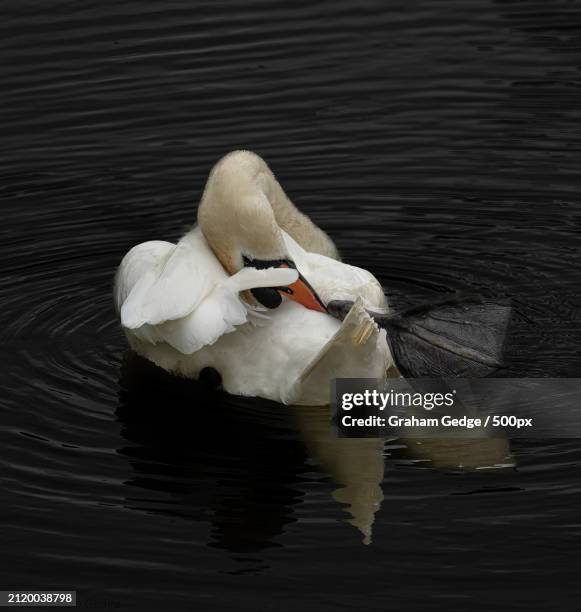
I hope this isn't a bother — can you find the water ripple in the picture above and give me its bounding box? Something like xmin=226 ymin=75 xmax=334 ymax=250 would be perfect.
xmin=2 ymin=0 xmax=581 ymax=606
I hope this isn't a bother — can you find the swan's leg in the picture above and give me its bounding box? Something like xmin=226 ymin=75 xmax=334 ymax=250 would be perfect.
xmin=327 ymin=297 xmax=511 ymax=378
xmin=287 ymin=298 xmax=393 ymax=405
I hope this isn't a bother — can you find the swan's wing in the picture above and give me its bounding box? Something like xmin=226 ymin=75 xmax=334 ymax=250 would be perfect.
xmin=114 ymin=240 xmax=176 ymax=317
xmin=151 ymin=266 xmax=299 ymax=354
xmin=115 ymin=236 xmax=298 ymax=354
xmin=281 ymin=231 xmax=388 ymax=311
xmin=120 ymin=238 xmax=216 ymax=329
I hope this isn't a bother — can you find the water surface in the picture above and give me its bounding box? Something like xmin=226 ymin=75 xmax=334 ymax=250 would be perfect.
xmin=2 ymin=0 xmax=581 ymax=609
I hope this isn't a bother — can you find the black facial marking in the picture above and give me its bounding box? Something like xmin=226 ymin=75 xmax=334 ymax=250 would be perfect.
xmin=243 ymin=256 xmax=296 ymax=309
xmin=242 ymin=255 xmax=295 ymax=270
xmin=251 ymin=287 xmax=283 ymax=309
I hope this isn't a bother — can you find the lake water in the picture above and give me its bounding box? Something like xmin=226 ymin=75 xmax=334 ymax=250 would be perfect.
xmin=2 ymin=0 xmax=581 ymax=609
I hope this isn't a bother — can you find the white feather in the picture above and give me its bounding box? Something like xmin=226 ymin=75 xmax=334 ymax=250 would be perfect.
xmin=114 ymin=151 xmax=394 ymax=405
xmin=115 ymin=227 xmax=298 ymax=354
xmin=281 ymin=231 xmax=388 ymax=311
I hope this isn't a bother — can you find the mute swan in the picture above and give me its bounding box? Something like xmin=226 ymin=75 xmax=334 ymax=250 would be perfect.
xmin=114 ymin=151 xmax=393 ymax=405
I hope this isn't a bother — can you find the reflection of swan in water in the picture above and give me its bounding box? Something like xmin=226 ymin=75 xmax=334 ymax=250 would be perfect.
xmin=388 ymin=380 xmax=514 ymax=471
xmin=292 ymin=405 xmax=385 ymax=545
xmin=116 ymin=354 xmax=305 ymax=556
xmin=293 ymin=404 xmax=513 ymax=544
xmin=115 ymin=354 xmax=513 ymax=555
xmin=117 ymin=353 xmax=387 ymax=549
xmin=395 ymin=437 xmax=513 ymax=471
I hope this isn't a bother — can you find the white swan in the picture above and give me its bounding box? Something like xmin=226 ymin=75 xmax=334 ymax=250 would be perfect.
xmin=114 ymin=151 xmax=394 ymax=405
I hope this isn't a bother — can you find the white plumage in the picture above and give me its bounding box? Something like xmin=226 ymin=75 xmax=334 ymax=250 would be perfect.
xmin=114 ymin=151 xmax=394 ymax=405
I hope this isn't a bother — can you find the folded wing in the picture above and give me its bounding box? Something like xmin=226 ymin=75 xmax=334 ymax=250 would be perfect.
xmin=114 ymin=228 xmax=298 ymax=354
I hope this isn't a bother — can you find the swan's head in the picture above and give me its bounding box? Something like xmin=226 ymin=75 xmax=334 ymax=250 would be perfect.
xmin=198 ymin=180 xmax=327 ymax=313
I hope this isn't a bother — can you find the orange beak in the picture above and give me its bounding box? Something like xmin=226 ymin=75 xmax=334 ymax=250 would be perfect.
xmin=277 ymin=264 xmax=327 ymax=313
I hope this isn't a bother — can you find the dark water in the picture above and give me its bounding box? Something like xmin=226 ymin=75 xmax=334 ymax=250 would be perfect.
xmin=2 ymin=0 xmax=581 ymax=609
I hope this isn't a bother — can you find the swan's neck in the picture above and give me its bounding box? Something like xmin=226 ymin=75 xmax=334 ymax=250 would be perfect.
xmin=198 ymin=151 xmax=339 ymax=264
xmin=256 ymin=166 xmax=339 ymax=260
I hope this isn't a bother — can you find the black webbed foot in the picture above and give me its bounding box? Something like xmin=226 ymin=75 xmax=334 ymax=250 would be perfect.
xmin=327 ymin=296 xmax=512 ymax=378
